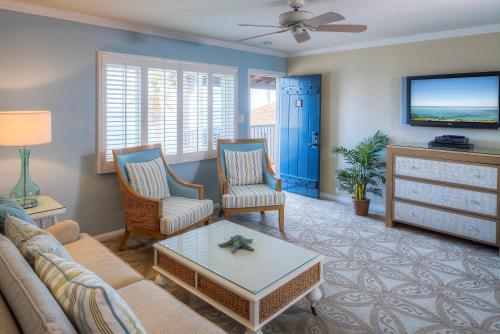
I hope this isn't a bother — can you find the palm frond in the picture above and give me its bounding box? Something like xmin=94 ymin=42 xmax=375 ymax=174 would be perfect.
xmin=332 ymin=131 xmax=389 ymax=199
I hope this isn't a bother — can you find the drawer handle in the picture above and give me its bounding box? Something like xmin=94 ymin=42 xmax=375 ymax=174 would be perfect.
xmin=410 ymin=165 xmax=418 ymax=170
xmin=473 ymin=174 xmax=481 ymax=179
xmin=470 ymin=199 xmax=481 ymax=205
xmin=468 ymin=225 xmax=480 ymax=232
xmin=409 ymin=211 xmax=417 ymax=217
xmin=410 ymin=188 xmax=419 ymax=194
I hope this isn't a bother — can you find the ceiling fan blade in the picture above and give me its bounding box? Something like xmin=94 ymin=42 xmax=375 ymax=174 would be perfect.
xmin=292 ymin=29 xmax=311 ymax=43
xmin=302 ymin=12 xmax=345 ymax=28
xmin=238 ymin=24 xmax=283 ymax=28
xmin=238 ymin=29 xmax=288 ymax=42
xmin=315 ymin=24 xmax=367 ymax=32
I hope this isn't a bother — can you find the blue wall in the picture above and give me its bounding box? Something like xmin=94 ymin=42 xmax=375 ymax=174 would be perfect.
xmin=0 ymin=10 xmax=286 ymax=235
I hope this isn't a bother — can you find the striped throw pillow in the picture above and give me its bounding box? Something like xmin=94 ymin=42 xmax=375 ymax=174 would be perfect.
xmin=4 ymin=215 xmax=72 ymax=266
xmin=126 ymin=157 xmax=170 ymax=199
xmin=224 ymin=149 xmax=263 ymax=185
xmin=35 ymin=253 xmax=147 ymax=334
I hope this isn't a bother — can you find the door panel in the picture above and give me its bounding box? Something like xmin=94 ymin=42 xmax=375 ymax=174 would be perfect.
xmin=279 ymin=75 xmax=321 ymax=198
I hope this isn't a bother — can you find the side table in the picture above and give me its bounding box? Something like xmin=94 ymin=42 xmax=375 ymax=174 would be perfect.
xmin=25 ymin=195 xmax=66 ymax=229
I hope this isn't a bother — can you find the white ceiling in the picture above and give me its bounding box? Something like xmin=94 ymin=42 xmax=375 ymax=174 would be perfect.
xmin=11 ymin=0 xmax=500 ymax=56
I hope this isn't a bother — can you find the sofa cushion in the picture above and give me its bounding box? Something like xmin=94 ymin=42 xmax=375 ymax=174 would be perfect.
xmin=160 ymin=197 xmax=213 ymax=234
xmin=0 ymin=195 xmax=35 ymax=233
xmin=126 ymin=157 xmax=171 ymax=199
xmin=222 ymin=184 xmax=286 ymax=208
xmin=64 ymin=234 xmax=143 ymax=289
xmin=35 ymin=253 xmax=147 ymax=334
xmin=4 ymin=215 xmax=72 ymax=266
xmin=224 ymin=149 xmax=263 ymax=185
xmin=118 ymin=280 xmax=226 ymax=334
xmin=0 ymin=234 xmax=76 ymax=334
xmin=0 ymin=291 xmax=21 ymax=334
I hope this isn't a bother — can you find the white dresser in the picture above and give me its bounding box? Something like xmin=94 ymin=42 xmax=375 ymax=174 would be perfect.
xmin=386 ymin=144 xmax=500 ymax=253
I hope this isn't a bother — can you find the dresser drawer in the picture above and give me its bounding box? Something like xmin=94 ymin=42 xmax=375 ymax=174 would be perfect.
xmin=394 ymin=201 xmax=497 ymax=244
xmin=395 ymin=156 xmax=498 ymax=190
xmin=394 ymin=178 xmax=498 ymax=217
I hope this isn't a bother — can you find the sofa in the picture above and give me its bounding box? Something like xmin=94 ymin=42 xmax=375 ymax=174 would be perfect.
xmin=0 ymin=220 xmax=226 ymax=334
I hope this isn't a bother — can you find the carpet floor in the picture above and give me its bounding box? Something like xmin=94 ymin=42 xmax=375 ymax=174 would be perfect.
xmin=102 ymin=193 xmax=500 ymax=334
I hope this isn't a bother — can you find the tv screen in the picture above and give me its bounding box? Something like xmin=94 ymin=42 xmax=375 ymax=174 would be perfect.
xmin=407 ymin=72 xmax=500 ymax=129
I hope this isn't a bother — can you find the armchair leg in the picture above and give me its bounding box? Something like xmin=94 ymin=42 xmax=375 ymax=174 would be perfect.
xmin=117 ymin=228 xmax=130 ymax=251
xmin=278 ymin=206 xmax=285 ymax=232
xmin=223 ymin=210 xmax=231 ymax=220
xmin=260 ymin=211 xmax=265 ymax=214
xmin=204 ymin=217 xmax=212 ymax=226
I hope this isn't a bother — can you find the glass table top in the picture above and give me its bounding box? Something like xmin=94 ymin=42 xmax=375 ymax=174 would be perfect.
xmin=157 ymin=220 xmax=320 ymax=294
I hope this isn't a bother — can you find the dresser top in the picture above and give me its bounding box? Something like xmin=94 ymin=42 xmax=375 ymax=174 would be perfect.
xmin=390 ymin=142 xmax=500 ymax=157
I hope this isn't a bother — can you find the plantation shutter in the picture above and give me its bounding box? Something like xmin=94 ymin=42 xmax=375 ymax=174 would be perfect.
xmin=100 ymin=55 xmax=142 ymax=172
xmin=182 ymin=70 xmax=209 ymax=155
xmin=212 ymin=72 xmax=236 ymax=149
xmin=98 ymin=52 xmax=237 ymax=173
xmin=147 ymin=67 xmax=178 ymax=156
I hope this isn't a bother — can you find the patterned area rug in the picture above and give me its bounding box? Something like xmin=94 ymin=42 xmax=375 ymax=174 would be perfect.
xmin=102 ymin=193 xmax=500 ymax=334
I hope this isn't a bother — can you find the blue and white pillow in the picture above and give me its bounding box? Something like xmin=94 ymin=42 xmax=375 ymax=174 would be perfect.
xmin=4 ymin=215 xmax=72 ymax=266
xmin=35 ymin=253 xmax=146 ymax=334
xmin=0 ymin=195 xmax=35 ymax=233
xmin=224 ymin=149 xmax=263 ymax=186
xmin=126 ymin=157 xmax=171 ymax=199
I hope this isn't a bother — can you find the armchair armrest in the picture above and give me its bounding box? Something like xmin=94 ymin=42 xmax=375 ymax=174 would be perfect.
xmin=165 ymin=166 xmax=204 ymax=200
xmin=118 ymin=182 xmax=162 ymax=232
xmin=264 ymin=167 xmax=282 ymax=191
xmin=46 ymin=220 xmax=80 ymax=245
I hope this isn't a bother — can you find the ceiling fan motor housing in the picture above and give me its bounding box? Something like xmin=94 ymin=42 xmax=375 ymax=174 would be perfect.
xmin=288 ymin=0 xmax=305 ymax=9
xmin=279 ymin=10 xmax=314 ymax=27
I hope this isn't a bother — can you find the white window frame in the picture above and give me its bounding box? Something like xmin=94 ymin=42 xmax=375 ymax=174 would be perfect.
xmin=97 ymin=51 xmax=238 ymax=173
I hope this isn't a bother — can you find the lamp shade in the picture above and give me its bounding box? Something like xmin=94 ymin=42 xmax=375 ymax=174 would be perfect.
xmin=0 ymin=111 xmax=51 ymax=146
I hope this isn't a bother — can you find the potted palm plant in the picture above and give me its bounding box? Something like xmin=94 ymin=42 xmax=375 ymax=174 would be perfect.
xmin=332 ymin=131 xmax=389 ymax=216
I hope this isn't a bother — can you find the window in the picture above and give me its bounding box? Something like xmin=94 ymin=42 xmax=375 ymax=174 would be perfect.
xmin=98 ymin=52 xmax=237 ymax=173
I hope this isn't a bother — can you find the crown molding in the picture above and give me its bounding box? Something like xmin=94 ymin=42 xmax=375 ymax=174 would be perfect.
xmin=0 ymin=0 xmax=287 ymax=58
xmin=288 ymin=24 xmax=500 ymax=57
xmin=2 ymin=1 xmax=499 ymax=59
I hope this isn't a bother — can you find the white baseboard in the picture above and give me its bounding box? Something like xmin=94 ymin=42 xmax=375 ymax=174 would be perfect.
xmin=94 ymin=228 xmax=125 ymax=241
xmin=319 ymin=192 xmax=386 ymax=216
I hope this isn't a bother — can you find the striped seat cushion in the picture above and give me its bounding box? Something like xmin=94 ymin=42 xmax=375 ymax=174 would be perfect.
xmin=160 ymin=197 xmax=213 ymax=235
xmin=35 ymin=253 xmax=147 ymax=334
xmin=224 ymin=149 xmax=263 ymax=185
xmin=222 ymin=184 xmax=285 ymax=209
xmin=126 ymin=157 xmax=170 ymax=199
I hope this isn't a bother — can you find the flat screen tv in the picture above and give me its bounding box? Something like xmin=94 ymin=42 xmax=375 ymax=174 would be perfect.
xmin=407 ymin=72 xmax=500 ymax=129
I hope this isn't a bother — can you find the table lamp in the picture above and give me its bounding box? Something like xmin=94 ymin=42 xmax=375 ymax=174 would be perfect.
xmin=0 ymin=111 xmax=52 ymax=208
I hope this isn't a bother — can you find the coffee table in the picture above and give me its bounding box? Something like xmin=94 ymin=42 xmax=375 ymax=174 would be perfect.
xmin=153 ymin=220 xmax=323 ymax=334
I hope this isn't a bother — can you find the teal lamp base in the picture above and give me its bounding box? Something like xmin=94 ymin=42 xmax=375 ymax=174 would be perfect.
xmin=10 ymin=147 xmax=40 ymax=209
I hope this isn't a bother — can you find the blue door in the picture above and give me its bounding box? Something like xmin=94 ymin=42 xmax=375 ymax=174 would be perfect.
xmin=279 ymin=75 xmax=321 ymax=198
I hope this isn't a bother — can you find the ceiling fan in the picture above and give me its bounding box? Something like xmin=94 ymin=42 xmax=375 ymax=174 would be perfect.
xmin=238 ymin=0 xmax=367 ymax=43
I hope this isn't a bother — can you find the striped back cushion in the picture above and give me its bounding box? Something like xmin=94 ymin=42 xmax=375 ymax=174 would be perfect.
xmin=35 ymin=253 xmax=146 ymax=334
xmin=224 ymin=149 xmax=263 ymax=185
xmin=126 ymin=157 xmax=170 ymax=199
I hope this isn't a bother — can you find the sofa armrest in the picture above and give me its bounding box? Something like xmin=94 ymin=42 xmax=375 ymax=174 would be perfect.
xmin=46 ymin=220 xmax=80 ymax=245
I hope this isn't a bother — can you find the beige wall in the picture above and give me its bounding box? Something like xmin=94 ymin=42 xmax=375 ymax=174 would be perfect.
xmin=287 ymin=33 xmax=500 ymax=206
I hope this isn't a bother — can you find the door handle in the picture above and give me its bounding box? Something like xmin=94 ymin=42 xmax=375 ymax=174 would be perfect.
xmin=309 ymin=131 xmax=320 ymax=149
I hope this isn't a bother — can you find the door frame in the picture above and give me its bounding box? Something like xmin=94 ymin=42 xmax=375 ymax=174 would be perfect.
xmin=248 ymin=69 xmax=286 ymax=174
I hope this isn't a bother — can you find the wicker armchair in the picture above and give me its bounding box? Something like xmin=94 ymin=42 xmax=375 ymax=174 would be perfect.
xmin=217 ymin=138 xmax=285 ymax=232
xmin=113 ymin=144 xmax=212 ymax=250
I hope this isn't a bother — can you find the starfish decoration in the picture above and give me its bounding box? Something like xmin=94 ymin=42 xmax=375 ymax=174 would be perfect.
xmin=218 ymin=235 xmax=254 ymax=254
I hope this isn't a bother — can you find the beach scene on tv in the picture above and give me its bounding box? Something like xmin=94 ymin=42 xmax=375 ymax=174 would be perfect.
xmin=410 ymin=75 xmax=499 ymax=123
